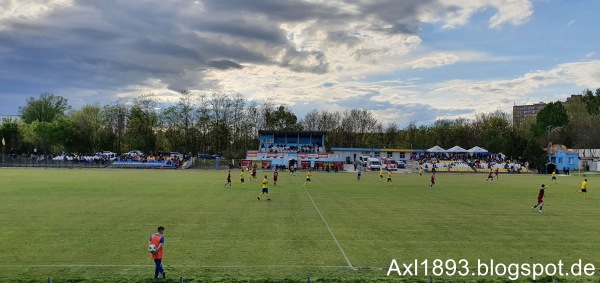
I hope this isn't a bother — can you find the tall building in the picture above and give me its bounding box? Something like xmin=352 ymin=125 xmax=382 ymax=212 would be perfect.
xmin=512 ymin=95 xmax=582 ymax=125
xmin=512 ymin=102 xmax=546 ymax=125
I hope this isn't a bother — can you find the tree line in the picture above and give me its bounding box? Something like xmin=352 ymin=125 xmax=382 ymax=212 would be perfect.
xmin=1 ymin=88 xmax=600 ymax=169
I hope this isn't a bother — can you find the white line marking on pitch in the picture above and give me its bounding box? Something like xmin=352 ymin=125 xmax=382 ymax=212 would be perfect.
xmin=0 ymin=264 xmax=353 ymax=269
xmin=294 ymin=174 xmax=354 ymax=269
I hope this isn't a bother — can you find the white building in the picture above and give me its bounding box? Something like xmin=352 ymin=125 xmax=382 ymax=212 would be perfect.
xmin=573 ymin=149 xmax=600 ymax=171
xmin=330 ymin=147 xmax=412 ymax=166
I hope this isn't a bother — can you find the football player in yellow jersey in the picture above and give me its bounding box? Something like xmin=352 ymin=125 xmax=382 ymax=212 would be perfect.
xmin=379 ymin=168 xmax=384 ymax=182
xmin=576 ymin=178 xmax=589 ymax=200
xmin=418 ymin=167 xmax=423 ymax=176
xmin=304 ymin=171 xmax=312 ymax=187
xmin=387 ymin=170 xmax=392 ymax=183
xmin=258 ymin=175 xmax=270 ymax=200
xmin=551 ymin=170 xmax=557 ymax=184
xmin=238 ymin=170 xmax=246 ymax=187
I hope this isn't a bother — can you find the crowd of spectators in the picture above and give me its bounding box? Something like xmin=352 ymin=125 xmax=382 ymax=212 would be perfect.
xmin=260 ymin=143 xmax=323 ymax=154
xmin=52 ymin=152 xmax=113 ymax=164
xmin=414 ymin=152 xmax=528 ymax=173
xmin=114 ymin=151 xmax=189 ymax=167
xmin=5 ymin=148 xmax=114 ymax=164
xmin=3 ymin=148 xmax=190 ymax=168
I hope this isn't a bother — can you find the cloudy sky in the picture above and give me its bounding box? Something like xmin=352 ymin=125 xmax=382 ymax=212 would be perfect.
xmin=1 ymin=0 xmax=599 ymax=126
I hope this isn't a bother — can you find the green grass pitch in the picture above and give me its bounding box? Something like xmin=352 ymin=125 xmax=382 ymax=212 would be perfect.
xmin=0 ymin=168 xmax=598 ymax=282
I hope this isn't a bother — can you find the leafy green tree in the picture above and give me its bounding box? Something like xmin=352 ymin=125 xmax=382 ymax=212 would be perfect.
xmin=471 ymin=111 xmax=511 ymax=153
xmin=522 ymin=138 xmax=547 ymax=171
xmin=382 ymin=122 xmax=401 ymax=148
xmin=263 ymin=105 xmax=302 ymax=131
xmin=23 ymin=118 xmax=75 ymax=153
xmin=532 ymin=101 xmax=569 ymax=137
xmin=125 ymin=106 xmax=157 ymax=153
xmin=70 ymin=104 xmax=108 ymax=152
xmin=581 ymin=88 xmax=600 ymax=116
xmin=564 ymin=95 xmax=600 ymax=148
xmin=0 ymin=118 xmax=22 ymax=151
xmin=504 ymin=130 xmax=528 ymax=161
xmin=19 ymin=93 xmax=71 ymax=123
xmin=102 ymin=102 xmax=127 ymax=154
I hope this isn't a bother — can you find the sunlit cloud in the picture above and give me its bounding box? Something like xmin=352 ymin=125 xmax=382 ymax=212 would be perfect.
xmin=2 ymin=0 xmax=599 ymax=128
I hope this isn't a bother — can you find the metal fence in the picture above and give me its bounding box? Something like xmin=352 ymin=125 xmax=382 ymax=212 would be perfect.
xmin=0 ymin=154 xmax=111 ymax=169
xmin=0 ymin=154 xmax=188 ymax=169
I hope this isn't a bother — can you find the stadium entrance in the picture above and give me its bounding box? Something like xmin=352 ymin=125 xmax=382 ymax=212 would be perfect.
xmin=288 ymin=158 xmax=297 ymax=169
xmin=245 ymin=130 xmax=342 ymax=170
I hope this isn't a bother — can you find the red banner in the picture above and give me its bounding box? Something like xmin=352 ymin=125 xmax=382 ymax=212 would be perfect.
xmin=298 ymin=153 xmax=308 ymax=158
xmin=318 ymin=154 xmax=328 ymax=158
xmin=266 ymin=153 xmax=278 ymax=158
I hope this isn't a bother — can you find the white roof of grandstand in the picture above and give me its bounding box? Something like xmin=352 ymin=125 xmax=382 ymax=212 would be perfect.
xmin=446 ymin=146 xmax=467 ymax=152
xmin=468 ymin=146 xmax=488 ymax=153
xmin=427 ymin=146 xmax=446 ymax=153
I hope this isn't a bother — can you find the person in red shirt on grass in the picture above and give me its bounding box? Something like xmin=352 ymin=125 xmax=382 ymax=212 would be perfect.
xmin=149 ymin=226 xmax=166 ymax=280
xmin=429 ymin=173 xmax=436 ymax=189
xmin=486 ymin=169 xmax=494 ymax=182
xmin=532 ymin=184 xmax=551 ymax=214
xmin=224 ymin=170 xmax=232 ymax=187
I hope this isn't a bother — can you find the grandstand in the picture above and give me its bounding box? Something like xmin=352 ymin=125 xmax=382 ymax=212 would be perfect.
xmin=417 ymin=159 xmax=529 ymax=173
xmin=328 ymin=145 xmax=531 ymax=173
xmin=414 ymin=145 xmax=530 ymax=173
xmin=246 ymin=130 xmax=342 ymax=169
xmin=110 ymin=152 xmax=188 ymax=169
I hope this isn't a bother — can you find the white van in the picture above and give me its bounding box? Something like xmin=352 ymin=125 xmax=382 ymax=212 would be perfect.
xmin=367 ymin=158 xmax=381 ymax=171
xmin=359 ymin=155 xmax=371 ymax=167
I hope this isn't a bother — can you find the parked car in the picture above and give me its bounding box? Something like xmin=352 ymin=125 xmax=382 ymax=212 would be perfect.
xmin=397 ymin=160 xmax=406 ymax=169
xmin=366 ymin=158 xmax=381 ymax=171
xmin=197 ymin=153 xmax=216 ymax=159
xmin=95 ymin=151 xmax=117 ymax=161
xmin=381 ymin=157 xmax=398 ymax=171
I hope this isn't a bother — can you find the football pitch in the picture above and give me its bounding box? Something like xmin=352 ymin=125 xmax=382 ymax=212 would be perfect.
xmin=1 ymin=168 xmax=598 ymax=282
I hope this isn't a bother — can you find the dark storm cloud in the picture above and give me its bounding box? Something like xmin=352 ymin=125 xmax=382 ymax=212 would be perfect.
xmin=201 ymin=0 xmax=344 ymax=22
xmin=199 ymin=19 xmax=288 ymax=44
xmin=67 ymin=27 xmax=121 ymax=41
xmin=208 ymin=59 xmax=243 ymax=70
xmin=133 ymin=38 xmax=203 ymax=60
xmin=0 ymin=0 xmax=446 ymax=114
xmin=348 ymin=0 xmax=439 ymax=34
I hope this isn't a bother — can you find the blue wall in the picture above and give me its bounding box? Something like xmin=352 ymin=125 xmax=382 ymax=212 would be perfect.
xmin=549 ymin=149 xmax=578 ymax=170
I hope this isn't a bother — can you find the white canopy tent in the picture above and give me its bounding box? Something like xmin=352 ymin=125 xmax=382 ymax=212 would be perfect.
xmin=427 ymin=146 xmax=447 ymax=153
xmin=446 ymin=146 xmax=467 ymax=153
xmin=467 ymin=146 xmax=488 ymax=153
